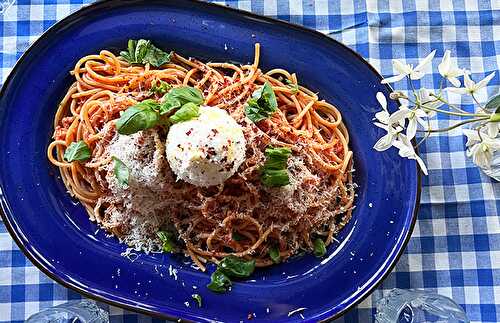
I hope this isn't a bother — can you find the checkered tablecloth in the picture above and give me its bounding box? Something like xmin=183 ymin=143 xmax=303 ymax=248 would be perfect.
xmin=1 ymin=1 xmax=499 ymax=322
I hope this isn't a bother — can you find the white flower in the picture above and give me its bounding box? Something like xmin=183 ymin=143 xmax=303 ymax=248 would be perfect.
xmin=375 ymin=92 xmax=389 ymax=124
xmin=438 ymin=50 xmax=464 ymax=87
xmin=381 ymin=50 xmax=436 ymax=84
xmin=373 ymin=122 xmax=401 ymax=151
xmin=415 ymin=88 xmax=442 ymax=117
xmin=463 ymin=128 xmax=500 ymax=169
xmin=393 ymin=134 xmax=428 ymax=175
xmin=406 ymin=109 xmax=429 ymax=140
xmin=447 ymin=71 xmax=495 ymax=95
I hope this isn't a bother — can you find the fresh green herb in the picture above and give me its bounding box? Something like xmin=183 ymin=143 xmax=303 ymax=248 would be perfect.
xmin=232 ymin=231 xmax=244 ymax=241
xmin=191 ymin=294 xmax=202 ymax=307
xmin=169 ymin=102 xmax=200 ymax=124
xmin=313 ymin=238 xmax=327 ymax=257
xmin=63 ymin=141 xmax=91 ymax=162
xmin=156 ymin=231 xmax=176 ymax=253
xmin=218 ymin=256 xmax=256 ymax=278
xmin=207 ymin=270 xmax=232 ymax=293
xmin=120 ymin=39 xmax=171 ymax=67
xmin=150 ymin=79 xmax=172 ymax=95
xmin=285 ymin=79 xmax=299 ymax=94
xmin=160 ymin=86 xmax=204 ymax=115
xmin=115 ymin=100 xmax=160 ymax=135
xmin=269 ymin=246 xmax=281 ymax=264
xmin=261 ymin=147 xmax=292 ymax=187
xmin=112 ymin=156 xmax=129 ymax=187
xmin=244 ymin=82 xmax=278 ymax=122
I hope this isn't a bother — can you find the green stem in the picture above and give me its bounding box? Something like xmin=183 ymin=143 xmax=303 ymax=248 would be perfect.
xmin=416 ymin=117 xmax=489 ymax=133
xmin=418 ymin=103 xmax=488 ymax=118
xmin=431 ymin=95 xmax=469 ymax=114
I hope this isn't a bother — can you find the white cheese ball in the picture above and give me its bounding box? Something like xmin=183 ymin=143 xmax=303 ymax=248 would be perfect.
xmin=166 ymin=106 xmax=246 ymax=187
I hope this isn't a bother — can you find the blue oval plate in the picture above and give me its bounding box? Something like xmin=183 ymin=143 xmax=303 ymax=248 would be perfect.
xmin=0 ymin=1 xmax=420 ymax=322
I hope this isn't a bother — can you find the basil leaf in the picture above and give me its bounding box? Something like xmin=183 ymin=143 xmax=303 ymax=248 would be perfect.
xmin=244 ymin=82 xmax=278 ymax=122
xmin=218 ymin=256 xmax=256 ymax=278
xmin=112 ymin=156 xmax=129 ymax=187
xmin=151 ymin=79 xmax=172 ymax=95
xmin=156 ymin=231 xmax=176 ymax=253
xmin=313 ymin=238 xmax=326 ymax=258
xmin=115 ymin=100 xmax=160 ymax=135
xmin=120 ymin=39 xmax=171 ymax=67
xmin=191 ymin=294 xmax=202 ymax=307
xmin=269 ymin=246 xmax=280 ymax=264
xmin=261 ymin=147 xmax=292 ymax=187
xmin=63 ymin=141 xmax=91 ymax=162
xmin=232 ymin=231 xmax=244 ymax=241
xmin=207 ymin=270 xmax=232 ymax=293
xmin=485 ymin=93 xmax=500 ymax=112
xmin=160 ymin=86 xmax=204 ymax=115
xmin=169 ymin=102 xmax=200 ymax=124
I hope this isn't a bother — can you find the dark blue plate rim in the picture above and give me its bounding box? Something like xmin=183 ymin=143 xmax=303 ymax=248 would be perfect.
xmin=0 ymin=0 xmax=421 ymax=321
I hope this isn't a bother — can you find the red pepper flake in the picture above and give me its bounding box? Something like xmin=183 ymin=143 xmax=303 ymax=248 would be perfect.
xmin=186 ymin=128 xmax=193 ymax=136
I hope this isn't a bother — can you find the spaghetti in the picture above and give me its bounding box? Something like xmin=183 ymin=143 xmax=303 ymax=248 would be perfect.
xmin=48 ymin=43 xmax=355 ymax=271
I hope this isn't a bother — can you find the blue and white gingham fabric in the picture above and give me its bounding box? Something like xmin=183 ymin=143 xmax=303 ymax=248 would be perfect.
xmin=1 ymin=1 xmax=499 ymax=322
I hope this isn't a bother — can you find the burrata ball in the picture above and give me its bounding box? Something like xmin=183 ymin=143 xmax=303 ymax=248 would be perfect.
xmin=165 ymin=106 xmax=246 ymax=187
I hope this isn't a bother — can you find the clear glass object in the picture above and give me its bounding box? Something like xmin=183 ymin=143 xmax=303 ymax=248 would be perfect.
xmin=482 ymin=150 xmax=500 ymax=181
xmin=0 ymin=0 xmax=14 ymax=13
xmin=25 ymin=300 xmax=109 ymax=323
xmin=375 ymin=289 xmax=469 ymax=323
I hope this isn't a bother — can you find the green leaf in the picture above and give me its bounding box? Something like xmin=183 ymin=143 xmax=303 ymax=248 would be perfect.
xmin=112 ymin=156 xmax=129 ymax=187
xmin=269 ymin=246 xmax=280 ymax=264
xmin=244 ymin=82 xmax=278 ymax=122
xmin=261 ymin=147 xmax=292 ymax=187
xmin=169 ymin=102 xmax=200 ymax=124
xmin=160 ymin=86 xmax=204 ymax=115
xmin=485 ymin=93 xmax=500 ymax=112
xmin=191 ymin=294 xmax=202 ymax=307
xmin=150 ymin=79 xmax=172 ymax=95
xmin=232 ymin=231 xmax=244 ymax=241
xmin=207 ymin=270 xmax=232 ymax=293
xmin=63 ymin=141 xmax=91 ymax=162
xmin=120 ymin=39 xmax=171 ymax=67
xmin=313 ymin=238 xmax=326 ymax=258
xmin=218 ymin=256 xmax=256 ymax=278
xmin=156 ymin=231 xmax=176 ymax=253
xmin=115 ymin=100 xmax=160 ymax=135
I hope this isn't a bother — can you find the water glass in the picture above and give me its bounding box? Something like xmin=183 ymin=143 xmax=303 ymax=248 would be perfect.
xmin=25 ymin=300 xmax=109 ymax=323
xmin=375 ymin=289 xmax=469 ymax=323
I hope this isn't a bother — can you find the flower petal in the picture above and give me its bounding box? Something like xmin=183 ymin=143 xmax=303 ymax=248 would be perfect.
xmin=414 ymin=154 xmax=428 ymax=175
xmin=438 ymin=50 xmax=451 ymax=77
xmin=475 ymin=72 xmax=496 ymax=91
xmin=376 ymin=92 xmax=387 ymax=110
xmin=375 ymin=110 xmax=390 ymax=124
xmin=381 ymin=73 xmax=406 ymax=84
xmin=388 ymin=108 xmax=410 ymax=125
xmin=462 ymin=129 xmax=480 ymax=146
xmin=463 ymin=72 xmax=475 ymax=90
xmin=393 ymin=59 xmax=411 ymax=74
xmin=406 ymin=118 xmax=417 ymax=140
xmin=446 ymin=87 xmax=468 ymax=95
xmin=414 ymin=50 xmax=436 ymax=73
xmin=373 ymin=134 xmax=394 ymax=151
xmin=448 ymin=77 xmax=461 ymax=88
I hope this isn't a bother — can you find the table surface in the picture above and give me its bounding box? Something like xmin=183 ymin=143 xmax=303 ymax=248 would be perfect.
xmin=0 ymin=0 xmax=499 ymax=322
